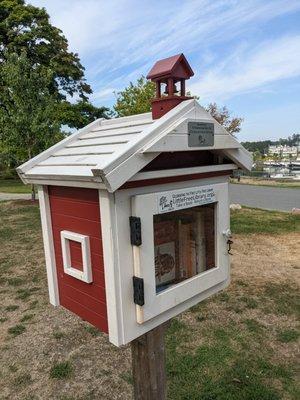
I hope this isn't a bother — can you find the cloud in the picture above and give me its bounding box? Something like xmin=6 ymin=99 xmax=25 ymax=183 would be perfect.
xmin=190 ymin=35 xmax=300 ymax=101
xmin=90 ymin=87 xmax=117 ymax=101
xmin=28 ymin=0 xmax=300 ymax=105
xmin=30 ymin=0 xmax=300 ymax=63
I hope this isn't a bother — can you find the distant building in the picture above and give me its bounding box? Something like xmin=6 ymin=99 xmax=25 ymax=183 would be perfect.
xmin=268 ymin=144 xmax=299 ymax=158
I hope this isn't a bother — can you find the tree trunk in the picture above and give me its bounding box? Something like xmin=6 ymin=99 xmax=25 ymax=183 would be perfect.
xmin=131 ymin=322 xmax=169 ymax=400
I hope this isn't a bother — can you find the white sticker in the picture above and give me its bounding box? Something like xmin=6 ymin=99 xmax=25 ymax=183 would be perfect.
xmin=157 ymin=187 xmax=216 ymax=214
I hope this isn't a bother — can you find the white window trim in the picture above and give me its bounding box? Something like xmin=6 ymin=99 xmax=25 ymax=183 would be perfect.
xmin=60 ymin=230 xmax=93 ymax=283
xmin=131 ymin=182 xmax=229 ymax=324
xmin=109 ymin=176 xmax=230 ymax=346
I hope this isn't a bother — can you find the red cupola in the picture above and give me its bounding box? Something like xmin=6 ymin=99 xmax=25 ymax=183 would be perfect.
xmin=147 ymin=53 xmax=194 ymax=119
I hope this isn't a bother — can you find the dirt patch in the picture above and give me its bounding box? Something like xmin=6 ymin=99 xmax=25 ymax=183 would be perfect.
xmin=231 ymin=233 xmax=300 ymax=285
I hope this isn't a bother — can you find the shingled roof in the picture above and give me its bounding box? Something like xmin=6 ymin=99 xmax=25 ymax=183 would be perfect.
xmin=146 ymin=53 xmax=194 ymax=80
xmin=17 ymin=99 xmax=252 ymax=192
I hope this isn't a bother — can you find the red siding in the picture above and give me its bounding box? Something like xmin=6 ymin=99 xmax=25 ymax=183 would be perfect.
xmin=48 ymin=186 xmax=108 ymax=333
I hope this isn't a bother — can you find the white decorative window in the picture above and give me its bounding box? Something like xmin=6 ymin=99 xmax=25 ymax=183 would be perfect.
xmin=60 ymin=230 xmax=93 ymax=283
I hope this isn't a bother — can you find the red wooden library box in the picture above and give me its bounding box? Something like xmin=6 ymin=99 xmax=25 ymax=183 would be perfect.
xmin=17 ymin=54 xmax=252 ymax=346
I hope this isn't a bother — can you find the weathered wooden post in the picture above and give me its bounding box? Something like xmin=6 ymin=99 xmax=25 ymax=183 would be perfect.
xmin=131 ymin=323 xmax=169 ymax=400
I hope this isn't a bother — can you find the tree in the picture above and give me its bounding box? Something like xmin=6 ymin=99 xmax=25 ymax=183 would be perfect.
xmin=241 ymin=140 xmax=271 ymax=156
xmin=0 ymin=0 xmax=89 ymax=99
xmin=114 ymin=76 xmax=155 ymax=117
xmin=0 ymin=0 xmax=108 ymax=127
xmin=0 ymin=52 xmax=62 ymax=199
xmin=114 ymin=76 xmax=243 ymax=136
xmin=205 ymin=103 xmax=243 ymax=135
xmin=59 ymin=100 xmax=109 ymax=130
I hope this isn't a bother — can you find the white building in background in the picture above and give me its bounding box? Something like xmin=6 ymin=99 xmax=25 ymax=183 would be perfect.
xmin=268 ymin=144 xmax=299 ymax=158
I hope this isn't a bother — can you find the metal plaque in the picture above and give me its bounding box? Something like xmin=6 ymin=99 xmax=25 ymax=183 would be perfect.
xmin=188 ymin=122 xmax=214 ymax=147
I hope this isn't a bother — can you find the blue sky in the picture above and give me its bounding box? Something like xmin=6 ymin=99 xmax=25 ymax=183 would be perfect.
xmin=29 ymin=0 xmax=300 ymax=141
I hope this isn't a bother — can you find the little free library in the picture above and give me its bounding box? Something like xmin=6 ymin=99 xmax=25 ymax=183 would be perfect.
xmin=17 ymin=53 xmax=252 ymax=347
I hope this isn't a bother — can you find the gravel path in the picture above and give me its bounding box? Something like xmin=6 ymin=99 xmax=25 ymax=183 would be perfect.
xmin=0 ymin=192 xmax=32 ymax=201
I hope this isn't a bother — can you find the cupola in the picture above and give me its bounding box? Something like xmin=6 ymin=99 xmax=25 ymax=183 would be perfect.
xmin=147 ymin=53 xmax=194 ymax=119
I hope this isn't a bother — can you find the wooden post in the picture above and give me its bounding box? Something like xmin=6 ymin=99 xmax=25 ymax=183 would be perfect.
xmin=131 ymin=323 xmax=169 ymax=400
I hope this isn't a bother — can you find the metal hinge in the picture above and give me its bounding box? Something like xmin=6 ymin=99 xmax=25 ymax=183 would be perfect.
xmin=129 ymin=216 xmax=142 ymax=246
xmin=133 ymin=276 xmax=144 ymax=306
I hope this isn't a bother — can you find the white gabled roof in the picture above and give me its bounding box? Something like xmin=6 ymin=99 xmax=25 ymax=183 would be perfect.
xmin=17 ymin=99 xmax=252 ymax=192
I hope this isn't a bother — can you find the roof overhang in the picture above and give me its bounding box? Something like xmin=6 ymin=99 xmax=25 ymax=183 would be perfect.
xmin=17 ymin=100 xmax=252 ymax=193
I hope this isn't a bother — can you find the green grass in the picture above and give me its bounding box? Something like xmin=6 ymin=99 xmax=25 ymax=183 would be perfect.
xmin=5 ymin=304 xmax=19 ymax=312
xmin=231 ymin=207 xmax=300 ymax=234
xmin=232 ymin=181 xmax=300 ymax=189
xmin=14 ymin=372 xmax=32 ymax=386
xmin=165 ymin=277 xmax=300 ymax=399
xmin=263 ymin=282 xmax=299 ymax=317
xmin=50 ymin=362 xmax=73 ymax=379
xmin=166 ymin=319 xmax=296 ymax=400
xmin=15 ymin=287 xmax=40 ymax=301
xmin=277 ymin=329 xmax=300 ymax=343
xmin=8 ymin=324 xmax=26 ymax=337
xmin=53 ymin=330 xmax=65 ymax=340
xmin=120 ymin=371 xmax=133 ymax=385
xmin=230 ymin=177 xmax=300 ymax=189
xmin=243 ymin=318 xmax=265 ymax=334
xmin=0 ymin=179 xmax=32 ymax=194
xmin=7 ymin=277 xmax=26 ymax=287
xmin=239 ymin=296 xmax=258 ymax=309
xmin=20 ymin=313 xmax=34 ymax=323
xmin=84 ymin=325 xmax=101 ymax=337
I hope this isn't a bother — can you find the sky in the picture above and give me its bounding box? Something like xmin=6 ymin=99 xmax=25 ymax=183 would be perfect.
xmin=29 ymin=0 xmax=300 ymax=142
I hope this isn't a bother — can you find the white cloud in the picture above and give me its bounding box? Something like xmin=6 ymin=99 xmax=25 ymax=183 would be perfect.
xmin=29 ymin=0 xmax=300 ymax=63
xmin=91 ymin=87 xmax=117 ymax=101
xmin=190 ymin=35 xmax=300 ymax=101
xmin=28 ymin=0 xmax=300 ymax=105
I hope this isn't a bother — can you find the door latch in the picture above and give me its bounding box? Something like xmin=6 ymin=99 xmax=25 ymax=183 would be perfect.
xmin=223 ymin=229 xmax=233 ymax=255
xmin=227 ymin=239 xmax=233 ymax=255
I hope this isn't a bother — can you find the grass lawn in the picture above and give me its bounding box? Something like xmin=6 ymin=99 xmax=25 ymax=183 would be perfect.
xmin=0 ymin=179 xmax=32 ymax=194
xmin=231 ymin=177 xmax=300 ymax=189
xmin=0 ymin=202 xmax=299 ymax=399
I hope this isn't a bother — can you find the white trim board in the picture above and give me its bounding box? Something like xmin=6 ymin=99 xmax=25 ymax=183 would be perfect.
xmin=20 ymin=176 xmax=106 ymax=189
xmin=99 ymin=190 xmax=125 ymax=346
xmin=38 ymin=186 xmax=60 ymax=306
xmin=129 ymin=164 xmax=237 ymax=182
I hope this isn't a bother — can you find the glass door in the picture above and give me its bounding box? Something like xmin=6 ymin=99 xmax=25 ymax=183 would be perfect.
xmin=131 ymin=183 xmax=229 ymax=324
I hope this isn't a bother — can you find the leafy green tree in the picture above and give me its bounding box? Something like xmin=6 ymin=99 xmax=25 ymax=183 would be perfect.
xmin=0 ymin=52 xmax=62 ymax=199
xmin=0 ymin=0 xmax=109 ymax=127
xmin=114 ymin=76 xmax=155 ymax=117
xmin=59 ymin=100 xmax=109 ymax=130
xmin=0 ymin=0 xmax=89 ymax=99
